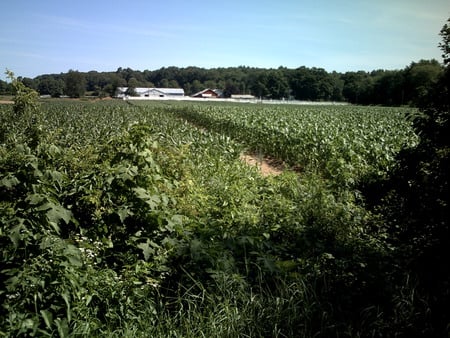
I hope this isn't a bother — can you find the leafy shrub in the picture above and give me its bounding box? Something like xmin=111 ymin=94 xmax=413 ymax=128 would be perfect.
xmin=361 ymin=58 xmax=449 ymax=336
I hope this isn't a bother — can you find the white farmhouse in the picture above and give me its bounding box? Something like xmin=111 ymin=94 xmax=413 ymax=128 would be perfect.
xmin=116 ymin=87 xmax=184 ymax=98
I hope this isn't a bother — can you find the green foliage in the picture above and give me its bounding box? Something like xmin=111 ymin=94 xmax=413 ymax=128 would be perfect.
xmin=64 ymin=70 xmax=86 ymax=98
xmin=125 ymin=86 xmax=138 ymax=96
xmin=361 ymin=22 xmax=450 ymax=336
xmin=37 ymin=76 xmax=65 ymax=98
xmin=439 ymin=17 xmax=450 ymax=65
xmin=2 ymin=70 xmax=42 ymax=149
xmin=404 ymin=59 xmax=443 ymax=106
xmin=175 ymin=103 xmax=417 ymax=189
xmin=17 ymin=59 xmax=444 ymax=105
xmin=5 ymin=69 xmax=40 ymax=116
xmin=0 ymin=101 xmax=180 ymax=335
xmin=0 ymin=98 xmax=438 ymax=336
xmin=0 ymin=78 xmax=13 ymax=94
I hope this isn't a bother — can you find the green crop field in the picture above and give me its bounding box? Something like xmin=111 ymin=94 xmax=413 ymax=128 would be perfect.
xmin=0 ymin=99 xmax=427 ymax=336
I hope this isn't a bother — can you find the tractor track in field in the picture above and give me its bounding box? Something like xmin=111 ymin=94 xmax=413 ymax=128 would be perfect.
xmin=239 ymin=153 xmax=285 ymax=177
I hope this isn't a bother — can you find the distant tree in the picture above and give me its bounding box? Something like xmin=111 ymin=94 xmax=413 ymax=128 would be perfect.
xmin=125 ymin=87 xmax=138 ymax=96
xmin=403 ymin=60 xmax=443 ymax=105
xmin=266 ymin=70 xmax=289 ymax=99
xmin=330 ymin=71 xmax=344 ymax=101
xmin=313 ymin=68 xmax=335 ymax=100
xmin=341 ymin=71 xmax=373 ymax=104
xmin=168 ymin=79 xmax=180 ymax=88
xmin=116 ymin=67 xmax=136 ymax=82
xmin=38 ymin=76 xmax=64 ymax=97
xmin=159 ymin=78 xmax=170 ymax=88
xmin=107 ymin=74 xmax=127 ymax=97
xmin=127 ymin=77 xmax=140 ymax=89
xmin=362 ymin=18 xmax=449 ymax=335
xmin=190 ymin=80 xmax=203 ymax=94
xmin=439 ymin=17 xmax=450 ymax=65
xmin=20 ymin=77 xmax=37 ymax=90
xmin=204 ymin=80 xmax=218 ymax=90
xmin=103 ymin=84 xmax=115 ymax=97
xmin=250 ymin=72 xmax=269 ymax=98
xmin=223 ymin=81 xmax=240 ymax=98
xmin=65 ymin=70 xmax=86 ymax=98
xmin=370 ymin=70 xmax=405 ymax=105
xmin=86 ymin=71 xmax=111 ymax=92
xmin=0 ymin=79 xmax=12 ymax=94
xmin=291 ymin=67 xmax=322 ymax=100
xmin=19 ymin=62 xmax=448 ymax=105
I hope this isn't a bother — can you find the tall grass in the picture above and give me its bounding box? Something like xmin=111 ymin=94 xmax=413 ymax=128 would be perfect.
xmin=1 ymin=100 xmax=442 ymax=337
xmin=98 ymin=272 xmax=321 ymax=338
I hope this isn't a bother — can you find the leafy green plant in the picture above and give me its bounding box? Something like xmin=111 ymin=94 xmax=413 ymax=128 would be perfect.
xmin=360 ymin=20 xmax=450 ymax=336
xmin=5 ymin=70 xmax=40 ymax=116
xmin=3 ymin=70 xmax=42 ymax=148
xmin=0 ymin=97 xmax=430 ymax=337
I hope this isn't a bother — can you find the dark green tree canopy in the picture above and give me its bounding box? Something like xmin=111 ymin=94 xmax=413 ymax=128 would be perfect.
xmin=16 ymin=57 xmax=445 ymax=105
xmin=64 ymin=70 xmax=86 ymax=98
xmin=362 ymin=17 xmax=450 ymax=335
xmin=439 ymin=17 xmax=450 ymax=65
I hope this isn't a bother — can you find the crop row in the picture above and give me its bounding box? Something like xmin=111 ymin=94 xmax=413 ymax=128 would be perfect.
xmin=170 ymin=103 xmax=418 ymax=186
xmin=0 ymin=99 xmax=421 ymax=336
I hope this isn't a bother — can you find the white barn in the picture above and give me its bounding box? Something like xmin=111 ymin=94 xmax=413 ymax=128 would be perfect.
xmin=116 ymin=87 xmax=184 ymax=98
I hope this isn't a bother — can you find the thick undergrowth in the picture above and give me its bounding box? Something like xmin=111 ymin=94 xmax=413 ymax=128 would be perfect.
xmin=0 ymin=95 xmax=447 ymax=337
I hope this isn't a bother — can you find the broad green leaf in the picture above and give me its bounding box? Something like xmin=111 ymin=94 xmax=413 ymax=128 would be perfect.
xmin=40 ymin=309 xmax=53 ymax=329
xmin=0 ymin=175 xmax=19 ymax=188
xmin=61 ymin=291 xmax=71 ymax=324
xmin=64 ymin=244 xmax=83 ymax=267
xmin=137 ymin=240 xmax=155 ymax=261
xmin=133 ymin=187 xmax=151 ymax=200
xmin=40 ymin=202 xmax=73 ymax=225
xmin=55 ymin=318 xmax=69 ymax=338
xmin=9 ymin=219 xmax=26 ymax=248
xmin=116 ymin=207 xmax=132 ymax=223
xmin=27 ymin=193 xmax=46 ymax=205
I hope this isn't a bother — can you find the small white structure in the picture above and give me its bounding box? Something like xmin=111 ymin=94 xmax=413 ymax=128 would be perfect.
xmin=116 ymin=87 xmax=184 ymax=98
xmin=231 ymin=94 xmax=255 ymax=100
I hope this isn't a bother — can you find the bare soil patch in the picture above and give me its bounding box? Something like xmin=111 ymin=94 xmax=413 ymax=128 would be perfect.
xmin=240 ymin=153 xmax=285 ymax=177
xmin=0 ymin=100 xmax=13 ymax=104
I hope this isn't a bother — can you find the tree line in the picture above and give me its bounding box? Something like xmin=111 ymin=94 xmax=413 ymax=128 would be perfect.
xmin=0 ymin=59 xmax=444 ymax=106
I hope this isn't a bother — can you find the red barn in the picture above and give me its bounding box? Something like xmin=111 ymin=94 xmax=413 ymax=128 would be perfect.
xmin=192 ymin=88 xmax=224 ymax=98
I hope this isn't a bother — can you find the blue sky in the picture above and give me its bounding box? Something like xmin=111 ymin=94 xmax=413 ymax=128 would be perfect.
xmin=0 ymin=0 xmax=448 ymax=80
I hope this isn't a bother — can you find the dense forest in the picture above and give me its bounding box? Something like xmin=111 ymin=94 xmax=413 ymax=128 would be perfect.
xmin=0 ymin=59 xmax=444 ymax=105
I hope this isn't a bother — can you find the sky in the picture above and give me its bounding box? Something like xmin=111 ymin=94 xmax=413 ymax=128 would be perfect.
xmin=0 ymin=0 xmax=449 ymax=80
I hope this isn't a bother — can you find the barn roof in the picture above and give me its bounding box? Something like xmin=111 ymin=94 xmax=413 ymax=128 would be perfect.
xmin=116 ymin=87 xmax=184 ymax=95
xmin=153 ymin=88 xmax=185 ymax=95
xmin=192 ymin=88 xmax=223 ymax=97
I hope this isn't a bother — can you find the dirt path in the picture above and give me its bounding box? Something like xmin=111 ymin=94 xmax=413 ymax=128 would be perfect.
xmin=240 ymin=153 xmax=285 ymax=176
xmin=0 ymin=100 xmax=13 ymax=104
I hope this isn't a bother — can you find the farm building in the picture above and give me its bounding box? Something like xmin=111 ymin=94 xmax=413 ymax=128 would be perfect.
xmin=116 ymin=87 xmax=184 ymax=98
xmin=231 ymin=94 xmax=256 ymax=100
xmin=192 ymin=88 xmax=224 ymax=98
